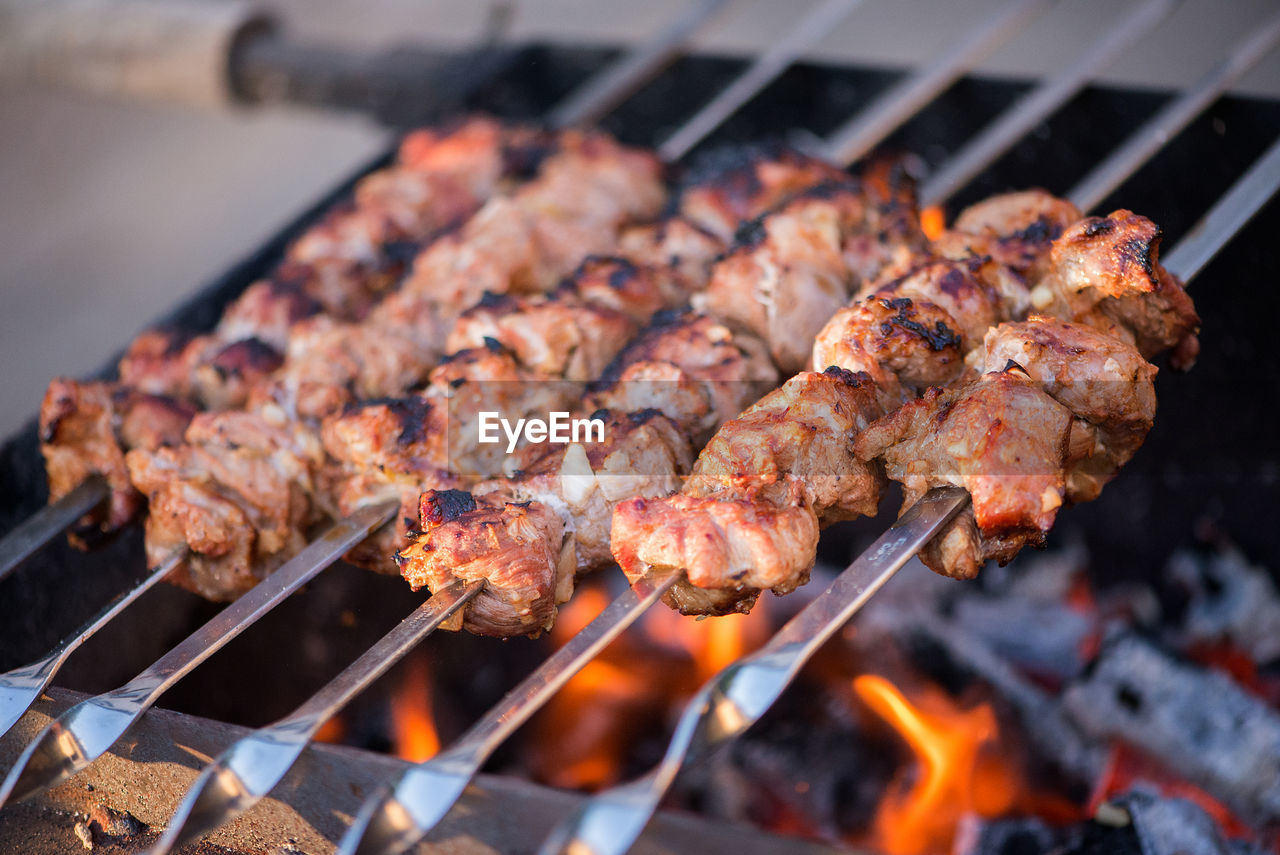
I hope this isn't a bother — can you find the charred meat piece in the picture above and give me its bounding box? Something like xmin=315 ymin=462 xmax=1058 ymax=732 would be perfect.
xmin=698 ymin=173 xmax=925 ymax=373
xmin=855 ymin=364 xmax=1073 ymax=579
xmin=126 ymin=411 xmax=323 ymax=600
xmin=1031 ymin=210 xmax=1200 ymax=369
xmin=981 ymin=316 xmax=1157 ymax=503
xmin=616 ymin=217 xmax=724 ymax=296
xmin=40 ymin=380 xmax=195 ymax=545
xmin=398 ymin=410 xmax=692 ymax=637
xmin=813 ymin=295 xmax=965 ymax=408
xmin=586 ymin=310 xmax=778 ymax=444
xmin=398 ymin=489 xmax=574 ymax=637
xmin=320 ymin=395 xmax=460 ymax=573
xmin=675 ymin=143 xmax=851 ymax=242
xmin=611 ymin=368 xmax=884 ymax=616
xmin=933 ymin=188 xmax=1082 ymax=282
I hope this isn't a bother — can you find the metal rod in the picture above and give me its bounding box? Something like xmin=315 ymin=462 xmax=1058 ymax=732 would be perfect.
xmin=821 ymin=0 xmax=1052 ymax=167
xmin=547 ymin=0 xmax=733 ymax=129
xmin=658 ymin=0 xmax=867 ymax=162
xmin=151 ymin=579 xmax=483 ymax=855
xmin=1163 ymin=134 xmax=1280 ymax=282
xmin=1069 ymin=8 xmax=1280 ymax=212
xmin=539 ymin=487 xmax=970 ymax=855
xmin=337 ymin=572 xmax=680 ymax=855
xmin=0 ymin=500 xmax=397 ymax=808
xmin=0 ymin=475 xmax=108 ymax=583
xmin=920 ymin=0 xmax=1181 ymax=207
xmin=0 ymin=549 xmax=183 ymax=740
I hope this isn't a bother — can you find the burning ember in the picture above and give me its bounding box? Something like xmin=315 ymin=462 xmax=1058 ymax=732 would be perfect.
xmin=853 ymin=675 xmax=1018 ymax=855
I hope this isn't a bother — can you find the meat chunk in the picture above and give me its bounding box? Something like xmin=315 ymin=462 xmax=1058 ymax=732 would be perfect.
xmin=445 ymin=290 xmax=636 ymax=382
xmin=616 ymin=217 xmax=724 ymax=296
xmin=612 ymin=489 xmax=820 ymax=616
xmin=813 ymin=295 xmax=965 ymax=408
xmin=1033 ymin=210 xmax=1200 ymax=368
xmin=586 ymin=310 xmax=779 ymax=443
xmin=934 ymin=189 xmax=1082 ymax=282
xmin=398 ymin=489 xmax=574 ymax=637
xmin=981 ymin=316 xmax=1157 ymax=502
xmin=320 ymin=395 xmax=459 ymax=572
xmin=698 ymin=174 xmax=925 ymax=373
xmin=126 ymin=411 xmax=324 ymax=600
xmin=610 ymin=368 xmax=884 ymax=615
xmin=676 ymin=144 xmax=851 ymax=241
xmin=40 ymin=380 xmax=195 ymax=543
xmin=855 ymin=365 xmax=1073 ymax=579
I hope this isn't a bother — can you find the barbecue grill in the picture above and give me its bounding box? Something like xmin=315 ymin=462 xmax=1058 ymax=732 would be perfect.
xmin=2 ymin=1 xmax=1280 ymax=853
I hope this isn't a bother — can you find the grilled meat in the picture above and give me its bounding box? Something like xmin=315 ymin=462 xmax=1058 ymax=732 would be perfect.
xmin=696 ymin=173 xmax=925 ymax=374
xmin=612 ymin=367 xmax=884 ymax=615
xmin=398 ymin=410 xmax=692 ymax=636
xmin=126 ymin=411 xmax=324 ymax=599
xmin=39 ymin=380 xmax=195 ymax=545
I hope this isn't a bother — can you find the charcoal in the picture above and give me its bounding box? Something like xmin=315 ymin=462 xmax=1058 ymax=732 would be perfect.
xmin=857 ymin=591 xmax=1105 ymax=790
xmin=1062 ymin=633 xmax=1280 ymax=829
xmin=1166 ymin=546 xmax=1280 ymax=665
xmin=958 ymin=815 xmax=1144 ymax=855
xmin=1110 ymin=787 xmax=1267 ymax=855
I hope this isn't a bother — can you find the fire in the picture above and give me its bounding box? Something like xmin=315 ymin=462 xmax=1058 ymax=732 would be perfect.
xmin=530 ymin=581 xmax=774 ymax=789
xmin=389 ymin=653 xmax=440 ymax=762
xmin=921 ymin=206 xmax=947 ymax=241
xmin=853 ymin=674 xmax=1018 ymax=854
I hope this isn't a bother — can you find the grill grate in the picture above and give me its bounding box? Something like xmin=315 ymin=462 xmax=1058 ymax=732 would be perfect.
xmin=2 ymin=1 xmax=1280 ymax=851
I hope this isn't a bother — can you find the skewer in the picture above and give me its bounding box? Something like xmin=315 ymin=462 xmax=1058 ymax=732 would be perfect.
xmin=330 ymin=9 xmax=1223 ymax=851
xmin=820 ymin=0 xmax=1052 ymax=167
xmin=0 ymin=475 xmax=107 ymax=583
xmin=1068 ymin=8 xmax=1280 ymax=213
xmin=0 ymin=549 xmax=185 ymax=740
xmin=0 ymin=499 xmax=397 ymax=808
xmin=657 ymin=0 xmax=868 ymax=162
xmin=335 ymin=572 xmax=678 ymax=855
xmin=920 ymin=0 xmax=1181 ymax=207
xmin=149 ymin=578 xmax=483 ymax=855
xmin=547 ymin=0 xmax=733 ymax=129
xmin=539 ymin=139 xmax=1280 ymax=855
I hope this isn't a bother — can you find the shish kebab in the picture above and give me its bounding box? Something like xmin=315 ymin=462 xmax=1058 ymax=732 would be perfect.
xmin=0 ymin=144 xmax=923 ymax=812
xmin=539 ymin=146 xmax=1279 ymax=855
xmin=336 ymin=188 xmax=1198 ymax=855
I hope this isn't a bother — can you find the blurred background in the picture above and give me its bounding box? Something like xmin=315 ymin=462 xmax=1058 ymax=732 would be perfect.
xmin=2 ymin=0 xmax=1279 ymax=438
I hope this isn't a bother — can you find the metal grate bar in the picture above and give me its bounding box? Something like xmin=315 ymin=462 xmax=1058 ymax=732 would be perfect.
xmin=548 ymin=0 xmax=732 ymax=129
xmin=1163 ymin=133 xmax=1280 ymax=281
xmin=920 ymin=0 xmax=1180 ymax=206
xmin=658 ymin=0 xmax=867 ymax=162
xmin=821 ymin=0 xmax=1052 ymax=167
xmin=1069 ymin=8 xmax=1280 ymax=212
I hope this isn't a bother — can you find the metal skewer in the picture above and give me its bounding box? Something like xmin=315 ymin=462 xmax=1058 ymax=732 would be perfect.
xmin=548 ymin=0 xmax=732 ymax=129
xmin=0 ymin=499 xmax=397 ymax=808
xmin=0 ymin=475 xmax=108 ymax=583
xmin=1068 ymin=7 xmax=1280 ymax=213
xmin=821 ymin=0 xmax=1052 ymax=166
xmin=336 ymin=572 xmax=678 ymax=855
xmin=150 ymin=578 xmax=483 ymax=855
xmin=0 ymin=549 xmax=184 ymax=740
xmin=920 ymin=0 xmax=1181 ymax=207
xmin=539 ymin=139 xmax=1280 ymax=855
xmin=657 ymin=0 xmax=868 ymax=162
xmin=540 ymin=487 xmax=969 ymax=855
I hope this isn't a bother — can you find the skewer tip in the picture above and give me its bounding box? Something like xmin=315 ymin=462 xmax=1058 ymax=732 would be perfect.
xmin=338 ymin=785 xmax=424 ymax=855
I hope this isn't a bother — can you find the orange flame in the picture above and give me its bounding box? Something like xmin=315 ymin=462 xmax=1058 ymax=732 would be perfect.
xmin=854 ymin=674 xmax=1018 ymax=854
xmin=389 ymin=654 xmax=440 ymax=762
xmin=921 ymin=206 xmax=947 ymax=242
